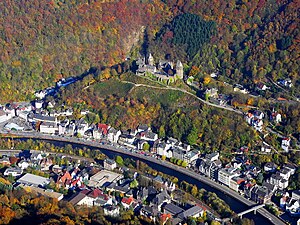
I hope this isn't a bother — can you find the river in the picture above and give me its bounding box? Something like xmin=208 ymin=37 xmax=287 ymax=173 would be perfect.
xmin=2 ymin=136 xmax=279 ymax=225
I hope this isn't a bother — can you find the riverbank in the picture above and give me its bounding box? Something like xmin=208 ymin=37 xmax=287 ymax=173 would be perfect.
xmin=0 ymin=131 xmax=286 ymax=225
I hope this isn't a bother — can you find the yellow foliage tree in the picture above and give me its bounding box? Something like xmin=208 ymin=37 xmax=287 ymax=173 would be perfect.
xmin=203 ymin=76 xmax=211 ymax=85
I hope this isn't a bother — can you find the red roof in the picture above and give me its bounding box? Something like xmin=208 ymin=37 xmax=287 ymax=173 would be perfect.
xmin=160 ymin=214 xmax=171 ymax=221
xmin=122 ymin=197 xmax=133 ymax=205
xmin=88 ymin=188 xmax=103 ymax=198
xmin=98 ymin=124 xmax=109 ymax=135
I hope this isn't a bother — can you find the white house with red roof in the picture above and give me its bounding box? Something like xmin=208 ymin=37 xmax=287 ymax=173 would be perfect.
xmin=121 ymin=196 xmax=134 ymax=209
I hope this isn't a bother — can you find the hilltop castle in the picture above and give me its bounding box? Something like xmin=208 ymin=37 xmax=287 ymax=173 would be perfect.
xmin=136 ymin=53 xmax=183 ymax=82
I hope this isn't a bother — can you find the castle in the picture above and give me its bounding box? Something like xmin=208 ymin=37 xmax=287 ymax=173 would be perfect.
xmin=136 ymin=53 xmax=183 ymax=82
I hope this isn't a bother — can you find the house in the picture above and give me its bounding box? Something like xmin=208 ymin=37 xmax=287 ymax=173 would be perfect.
xmin=198 ymin=159 xmax=221 ymax=180
xmin=29 ymin=113 xmax=57 ymax=123
xmin=69 ymin=189 xmax=105 ymax=206
xmin=151 ymin=190 xmax=171 ymax=211
xmin=277 ymin=78 xmax=293 ymax=88
xmin=40 ymin=122 xmax=58 ymax=134
xmin=261 ymin=142 xmax=272 ymax=153
xmin=0 ymin=109 xmax=13 ymax=123
xmin=156 ymin=141 xmax=169 ymax=157
xmin=264 ymin=162 xmax=277 ymax=173
xmin=286 ymin=199 xmax=300 ymax=216
xmin=76 ymin=120 xmax=89 ymax=136
xmin=58 ymin=120 xmax=69 ymax=135
xmin=140 ymin=205 xmax=159 ymax=222
xmin=270 ymin=111 xmax=282 ymax=123
xmin=279 ymin=168 xmax=292 ymax=181
xmin=65 ymin=123 xmax=76 ymax=136
xmin=34 ymin=100 xmax=44 ymax=109
xmin=292 ymin=190 xmax=300 ymax=201
xmin=0 ymin=157 xmax=11 ymax=166
xmin=103 ymin=205 xmax=120 ymax=217
xmin=104 ymin=159 xmax=117 ymax=171
xmin=4 ymin=167 xmax=23 ymax=177
xmin=137 ymin=124 xmax=150 ymax=133
xmin=254 ymin=110 xmax=264 ymax=120
xmin=269 ymin=173 xmax=288 ymax=189
xmin=250 ymin=185 xmax=272 ymax=204
xmin=40 ymin=158 xmax=53 ymax=171
xmin=140 ymin=130 xmax=158 ymax=142
xmin=17 ymin=111 xmax=30 ymax=121
xmin=121 ymin=196 xmax=134 ymax=209
xmin=69 ymin=191 xmax=89 ymax=206
xmin=185 ymin=150 xmax=200 ymax=164
xmin=233 ymin=84 xmax=249 ymax=94
xmin=283 ymin=164 xmax=296 ymax=175
xmin=18 ymin=160 xmax=30 ymax=170
xmin=107 ymin=127 xmax=121 ymax=143
xmin=229 ymin=176 xmax=245 ymax=192
xmin=204 ymin=88 xmax=218 ymax=98
xmin=177 ymin=205 xmax=204 ymax=220
xmin=93 ymin=124 xmax=110 ymax=139
xmin=256 ymin=83 xmax=268 ymax=91
xmin=118 ymin=134 xmax=135 ymax=146
xmin=4 ymin=122 xmax=24 ymax=131
xmin=163 ymin=203 xmax=184 ymax=216
xmin=94 ymin=192 xmax=113 ymax=206
xmin=218 ymin=167 xmax=240 ymax=186
xmin=281 ymin=137 xmax=291 ymax=152
xmin=262 ymin=182 xmax=277 ymax=194
xmin=56 ymin=171 xmax=72 ymax=188
xmin=205 ymin=152 xmax=219 ymax=162
xmin=17 ymin=173 xmax=50 ymax=187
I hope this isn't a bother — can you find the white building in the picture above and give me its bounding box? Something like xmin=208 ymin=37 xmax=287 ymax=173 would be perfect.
xmin=17 ymin=173 xmax=50 ymax=187
xmin=107 ymin=128 xmax=121 ymax=143
xmin=218 ymin=167 xmax=240 ymax=186
xmin=281 ymin=137 xmax=291 ymax=152
xmin=4 ymin=122 xmax=24 ymax=131
xmin=4 ymin=167 xmax=23 ymax=177
xmin=0 ymin=109 xmax=13 ymax=123
xmin=104 ymin=159 xmax=117 ymax=171
xmin=40 ymin=122 xmax=58 ymax=134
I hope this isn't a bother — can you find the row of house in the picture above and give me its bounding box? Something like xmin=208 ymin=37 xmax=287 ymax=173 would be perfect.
xmin=197 ymin=151 xmax=297 ymax=204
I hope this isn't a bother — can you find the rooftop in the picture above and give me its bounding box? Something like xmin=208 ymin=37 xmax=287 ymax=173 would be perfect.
xmin=88 ymin=170 xmax=123 ymax=188
xmin=17 ymin=173 xmax=50 ymax=187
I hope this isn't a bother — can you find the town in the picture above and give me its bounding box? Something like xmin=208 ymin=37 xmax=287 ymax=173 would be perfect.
xmin=0 ymin=67 xmax=299 ymax=224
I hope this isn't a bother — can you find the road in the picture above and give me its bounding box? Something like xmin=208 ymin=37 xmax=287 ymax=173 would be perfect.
xmin=122 ymin=80 xmax=244 ymax=114
xmin=0 ymin=130 xmax=286 ymax=225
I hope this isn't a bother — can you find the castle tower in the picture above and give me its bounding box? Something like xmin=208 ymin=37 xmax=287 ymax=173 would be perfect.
xmin=148 ymin=53 xmax=154 ymax=66
xmin=176 ymin=60 xmax=183 ymax=79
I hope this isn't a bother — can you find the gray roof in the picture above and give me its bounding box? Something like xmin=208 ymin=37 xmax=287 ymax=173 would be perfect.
xmin=138 ymin=124 xmax=149 ymax=131
xmin=178 ymin=205 xmax=203 ymax=220
xmin=69 ymin=192 xmax=86 ymax=205
xmin=152 ymin=190 xmax=170 ymax=205
xmin=32 ymin=114 xmax=56 ymax=122
xmin=163 ymin=203 xmax=184 ymax=215
xmin=17 ymin=173 xmax=50 ymax=187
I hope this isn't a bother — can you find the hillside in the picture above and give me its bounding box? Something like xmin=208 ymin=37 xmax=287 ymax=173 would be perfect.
xmin=0 ymin=0 xmax=299 ymax=102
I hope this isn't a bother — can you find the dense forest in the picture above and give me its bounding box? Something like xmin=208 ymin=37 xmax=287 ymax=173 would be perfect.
xmin=0 ymin=0 xmax=299 ymax=102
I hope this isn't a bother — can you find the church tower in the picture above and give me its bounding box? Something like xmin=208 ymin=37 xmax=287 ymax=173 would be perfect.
xmin=176 ymin=60 xmax=183 ymax=79
xmin=148 ymin=53 xmax=154 ymax=66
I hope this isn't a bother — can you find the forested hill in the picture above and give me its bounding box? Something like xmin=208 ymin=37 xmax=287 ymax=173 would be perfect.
xmin=0 ymin=0 xmax=299 ymax=102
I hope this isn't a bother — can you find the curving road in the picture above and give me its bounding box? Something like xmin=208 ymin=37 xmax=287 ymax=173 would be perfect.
xmin=0 ymin=131 xmax=286 ymax=225
xmin=122 ymin=80 xmax=243 ymax=114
